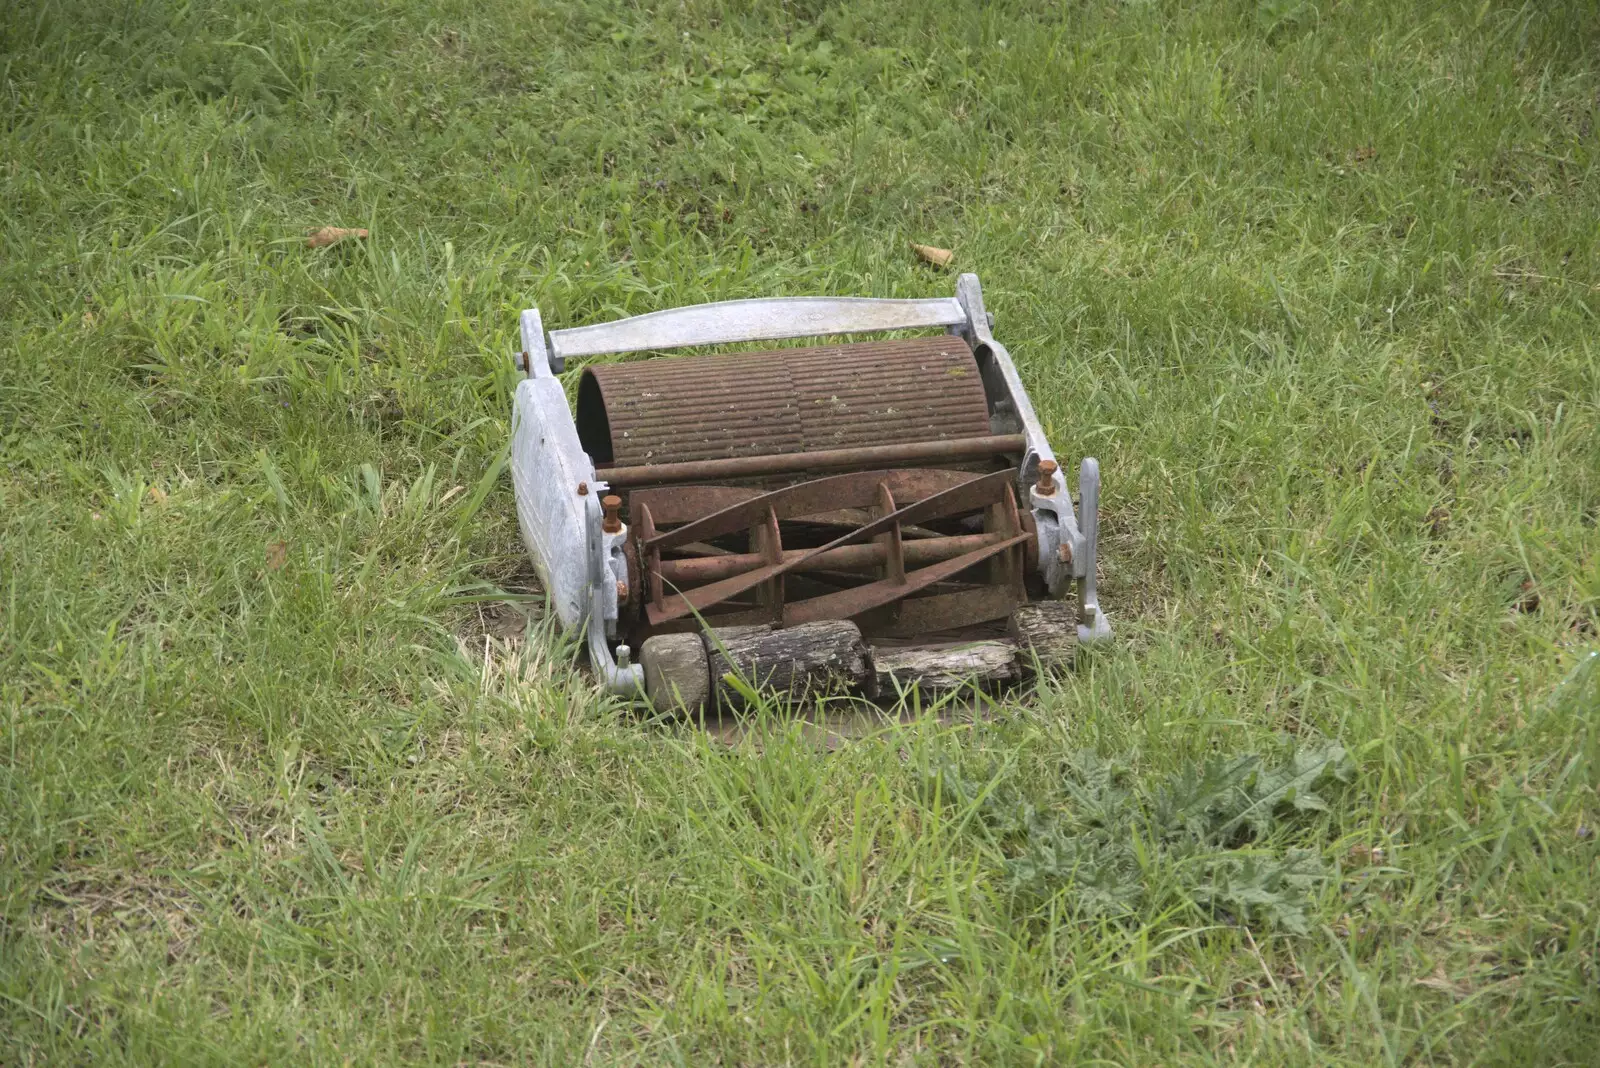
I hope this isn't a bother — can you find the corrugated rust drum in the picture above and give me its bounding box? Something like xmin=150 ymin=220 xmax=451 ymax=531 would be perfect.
xmin=575 ymin=337 xmax=993 ymax=467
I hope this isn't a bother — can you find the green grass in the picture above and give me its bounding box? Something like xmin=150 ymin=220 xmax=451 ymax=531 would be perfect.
xmin=3 ymin=0 xmax=1599 ymax=1061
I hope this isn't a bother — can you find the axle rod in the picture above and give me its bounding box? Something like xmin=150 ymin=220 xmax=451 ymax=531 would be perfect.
xmin=656 ymin=531 xmax=1015 ymax=588
xmin=600 ymin=434 xmax=1025 ymax=489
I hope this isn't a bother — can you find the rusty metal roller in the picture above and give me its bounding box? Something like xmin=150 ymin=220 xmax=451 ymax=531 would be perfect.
xmin=574 ymin=336 xmax=993 ymax=467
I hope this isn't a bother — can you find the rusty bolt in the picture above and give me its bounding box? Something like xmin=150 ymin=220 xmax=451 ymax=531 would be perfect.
xmin=520 ymin=350 xmax=531 ymax=372
xmin=1057 ymin=542 xmax=1073 ymax=564
xmin=577 ymin=482 xmax=589 ymax=496
xmin=1036 ymin=459 xmax=1059 ymax=495
xmin=615 ymin=580 xmax=629 ymax=602
xmin=601 ymin=495 xmax=623 ymax=533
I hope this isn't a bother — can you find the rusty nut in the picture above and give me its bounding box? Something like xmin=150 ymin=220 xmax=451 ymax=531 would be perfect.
xmin=1036 ymin=459 xmax=1059 ymax=495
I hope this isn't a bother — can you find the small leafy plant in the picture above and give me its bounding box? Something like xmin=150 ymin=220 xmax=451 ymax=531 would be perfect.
xmin=924 ymin=739 xmax=1355 ymax=934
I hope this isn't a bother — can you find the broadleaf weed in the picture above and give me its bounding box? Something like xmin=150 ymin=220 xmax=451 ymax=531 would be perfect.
xmin=925 ymin=737 xmax=1354 ymax=932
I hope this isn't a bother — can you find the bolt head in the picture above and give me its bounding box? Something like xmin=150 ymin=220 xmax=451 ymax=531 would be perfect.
xmin=1035 ymin=459 xmax=1059 ymax=494
xmin=577 ymin=482 xmax=589 ymax=496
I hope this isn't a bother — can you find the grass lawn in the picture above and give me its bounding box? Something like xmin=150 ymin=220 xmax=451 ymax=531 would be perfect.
xmin=4 ymin=0 xmax=1599 ymax=1061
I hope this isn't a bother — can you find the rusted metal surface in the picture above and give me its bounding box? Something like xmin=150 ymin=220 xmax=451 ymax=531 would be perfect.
xmin=577 ymin=337 xmax=993 ymax=468
xmin=874 ymin=482 xmax=905 ymax=586
xmin=646 ymin=468 xmax=1010 ymax=555
xmin=627 ymin=485 xmax=759 ymax=527
xmin=657 ymin=531 xmax=1014 ymax=586
xmin=780 ymin=533 xmax=1030 ymax=627
xmin=754 ymin=505 xmax=783 ymax=622
xmin=633 ymin=502 xmax=662 ymax=611
xmin=626 ymin=468 xmax=988 ymax=528
xmin=862 ymin=586 xmax=1024 ymax=639
xmin=1035 ymin=458 xmax=1058 ymax=495
xmin=988 ymin=477 xmax=1027 ymax=600
xmin=577 ymin=328 xmax=1045 ymax=641
xmin=600 ymin=434 xmax=1022 ymax=491
xmin=645 ymin=471 xmax=1014 ymax=626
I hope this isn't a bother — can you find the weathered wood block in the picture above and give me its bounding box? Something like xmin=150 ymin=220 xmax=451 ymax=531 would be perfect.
xmin=640 ymin=632 xmax=713 ymax=713
xmin=871 ymin=640 xmax=1021 ymax=699
xmin=707 ymin=620 xmax=870 ymax=713
xmin=1007 ymin=602 xmax=1079 ymax=671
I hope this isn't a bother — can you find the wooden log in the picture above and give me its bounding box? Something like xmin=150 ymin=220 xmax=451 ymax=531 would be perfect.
xmin=707 ymin=620 xmax=870 ymax=713
xmin=1007 ymin=602 xmax=1078 ymax=671
xmin=701 ymin=623 xmax=772 ymax=647
xmin=640 ymin=633 xmax=712 ymax=713
xmin=871 ymin=640 xmax=1022 ymax=699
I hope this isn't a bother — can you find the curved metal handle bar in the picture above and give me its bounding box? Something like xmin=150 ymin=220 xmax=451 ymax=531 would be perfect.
xmin=547 ymin=296 xmax=967 ymax=362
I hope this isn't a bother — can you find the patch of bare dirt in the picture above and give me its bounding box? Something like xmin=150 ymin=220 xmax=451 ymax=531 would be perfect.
xmin=457 ymin=563 xmax=545 ymax=646
xmin=30 ymin=860 xmax=201 ymax=965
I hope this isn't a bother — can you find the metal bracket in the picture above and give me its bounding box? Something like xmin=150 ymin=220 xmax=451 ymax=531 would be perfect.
xmin=583 ymin=489 xmax=643 ymax=696
xmin=953 ymin=274 xmax=1056 ymax=487
xmin=1029 ymin=483 xmax=1084 ymax=596
xmin=1028 ymin=458 xmax=1112 ymax=643
xmin=519 ymin=307 xmax=559 ymax=376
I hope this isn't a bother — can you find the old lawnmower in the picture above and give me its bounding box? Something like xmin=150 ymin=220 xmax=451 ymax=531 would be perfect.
xmin=509 ymin=273 xmax=1110 ymax=712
